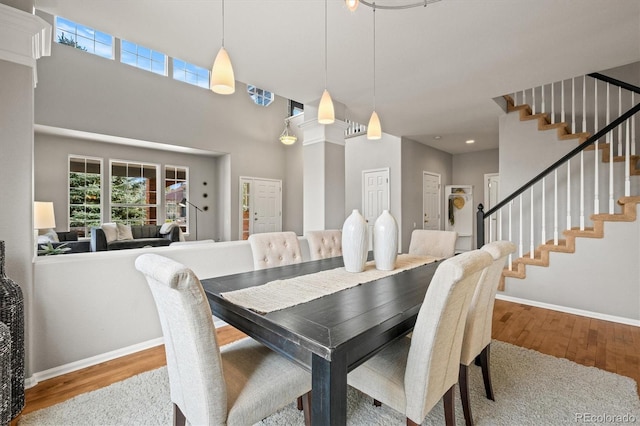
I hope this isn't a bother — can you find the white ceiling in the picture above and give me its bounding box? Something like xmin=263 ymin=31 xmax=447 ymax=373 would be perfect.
xmin=35 ymin=0 xmax=640 ymax=154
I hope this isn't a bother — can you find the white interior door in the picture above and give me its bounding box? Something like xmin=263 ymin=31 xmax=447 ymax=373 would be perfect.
xmin=422 ymin=172 xmax=441 ymax=230
xmin=362 ymin=168 xmax=390 ymax=250
xmin=240 ymin=177 xmax=282 ymax=238
xmin=484 ymin=173 xmax=500 ymax=243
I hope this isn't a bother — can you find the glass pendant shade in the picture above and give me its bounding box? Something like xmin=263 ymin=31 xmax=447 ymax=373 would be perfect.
xmin=279 ymin=120 xmax=297 ymax=145
xmin=367 ymin=111 xmax=382 ymax=140
xmin=211 ymin=46 xmax=235 ymax=95
xmin=346 ymin=0 xmax=359 ymax=12
xmin=318 ymin=89 xmax=335 ymax=124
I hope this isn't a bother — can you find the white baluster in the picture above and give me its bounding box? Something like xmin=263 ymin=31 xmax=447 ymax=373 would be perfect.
xmin=606 ymin=83 xmax=611 ymax=144
xmin=594 ymin=78 xmax=599 ymax=215
xmin=561 ymin=80 xmax=566 ymax=124
xmin=519 ymin=196 xmax=523 ymax=258
xmin=508 ymin=201 xmax=513 ymax=270
xmin=567 ymin=160 xmax=572 ymax=231
xmin=541 ymin=177 xmax=546 ymax=244
xmin=554 ymin=169 xmax=558 ymax=245
xmin=498 ymin=209 xmax=502 ymax=241
xmin=530 ymin=189 xmax=534 ymax=259
xmin=609 ymin=134 xmax=614 ymax=214
xmin=551 ymin=82 xmax=555 ymax=124
xmin=618 ymin=86 xmax=623 ymax=156
xmin=488 ymin=211 xmax=493 ymax=244
xmin=541 ymin=85 xmax=546 ymax=114
xmin=522 ymin=89 xmax=526 ymax=106
xmin=626 ymin=119 xmax=631 ymax=197
xmin=580 ymin=151 xmax=585 ymax=230
xmin=632 ymin=92 xmax=636 ymax=156
xmin=532 ymin=87 xmax=536 ymax=114
xmin=572 ymin=77 xmax=576 ymax=133
xmin=582 ymin=76 xmax=587 ymax=133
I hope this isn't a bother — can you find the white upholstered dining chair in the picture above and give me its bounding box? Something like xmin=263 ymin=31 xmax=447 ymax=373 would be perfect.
xmin=347 ymin=249 xmax=493 ymax=426
xmin=306 ymin=230 xmax=342 ymax=260
xmin=458 ymin=240 xmax=516 ymax=426
xmin=135 ymin=254 xmax=311 ymax=426
xmin=408 ymin=229 xmax=458 ymax=259
xmin=248 ymin=231 xmax=303 ymax=270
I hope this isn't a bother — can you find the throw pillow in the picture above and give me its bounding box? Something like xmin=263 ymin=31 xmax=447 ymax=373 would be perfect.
xmin=43 ymin=228 xmax=59 ymax=243
xmin=116 ymin=223 xmax=134 ymax=241
xmin=159 ymin=222 xmax=175 ymax=235
xmin=102 ymin=223 xmax=118 ymax=242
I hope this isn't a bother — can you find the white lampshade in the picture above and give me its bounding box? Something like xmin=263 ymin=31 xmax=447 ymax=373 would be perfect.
xmin=367 ymin=111 xmax=382 ymax=140
xmin=346 ymin=0 xmax=359 ymax=12
xmin=211 ymin=46 xmax=235 ymax=95
xmin=34 ymin=201 xmax=56 ymax=229
xmin=318 ymin=89 xmax=335 ymax=124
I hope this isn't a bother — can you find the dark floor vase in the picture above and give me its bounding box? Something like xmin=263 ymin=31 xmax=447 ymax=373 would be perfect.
xmin=0 ymin=241 xmax=25 ymax=419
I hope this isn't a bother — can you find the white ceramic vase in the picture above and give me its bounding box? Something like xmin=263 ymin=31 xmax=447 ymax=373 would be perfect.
xmin=373 ymin=210 xmax=398 ymax=271
xmin=342 ymin=209 xmax=369 ymax=273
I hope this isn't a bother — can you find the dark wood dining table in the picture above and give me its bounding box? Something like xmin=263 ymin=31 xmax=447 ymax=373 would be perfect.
xmin=201 ymin=255 xmax=441 ymax=426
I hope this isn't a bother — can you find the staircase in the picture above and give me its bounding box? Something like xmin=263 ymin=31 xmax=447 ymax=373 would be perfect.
xmin=478 ymin=72 xmax=640 ymax=290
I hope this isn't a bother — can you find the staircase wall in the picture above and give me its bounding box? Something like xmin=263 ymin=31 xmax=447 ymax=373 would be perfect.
xmin=498 ymin=112 xmax=640 ymax=323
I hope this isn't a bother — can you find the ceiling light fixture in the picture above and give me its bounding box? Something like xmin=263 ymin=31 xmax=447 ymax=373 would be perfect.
xmin=279 ymin=118 xmax=297 ymax=145
xmin=466 ymin=139 xmax=475 ymax=144
xmin=344 ymin=0 xmax=441 ymax=11
xmin=211 ymin=0 xmax=235 ymax=95
xmin=318 ymin=0 xmax=335 ymax=124
xmin=366 ymin=4 xmax=381 ymax=140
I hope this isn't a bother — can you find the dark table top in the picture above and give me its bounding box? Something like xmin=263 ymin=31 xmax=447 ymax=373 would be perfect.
xmin=201 ymin=255 xmax=441 ymax=370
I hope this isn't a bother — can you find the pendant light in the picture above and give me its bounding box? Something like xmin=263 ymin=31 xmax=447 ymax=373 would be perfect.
xmin=279 ymin=118 xmax=297 ymax=145
xmin=211 ymin=0 xmax=235 ymax=95
xmin=318 ymin=0 xmax=335 ymax=124
xmin=346 ymin=0 xmax=359 ymax=12
xmin=367 ymin=4 xmax=382 ymax=139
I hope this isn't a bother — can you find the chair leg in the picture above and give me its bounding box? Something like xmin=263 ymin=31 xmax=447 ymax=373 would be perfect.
xmin=443 ymin=385 xmax=456 ymax=426
xmin=459 ymin=364 xmax=474 ymax=426
xmin=479 ymin=344 xmax=495 ymax=401
xmin=173 ymin=403 xmax=186 ymax=426
xmin=297 ymin=396 xmax=303 ymax=411
xmin=407 ymin=418 xmax=420 ymax=426
xmin=373 ymin=399 xmax=382 ymax=407
xmin=301 ymin=392 xmax=312 ymax=426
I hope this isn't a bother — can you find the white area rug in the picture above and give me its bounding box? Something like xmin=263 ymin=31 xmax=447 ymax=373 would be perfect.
xmin=19 ymin=341 xmax=640 ymax=425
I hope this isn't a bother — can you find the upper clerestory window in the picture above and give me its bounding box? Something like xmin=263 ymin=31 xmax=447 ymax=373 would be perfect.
xmin=247 ymin=85 xmax=274 ymax=107
xmin=173 ymin=59 xmax=210 ymax=89
xmin=55 ymin=16 xmax=113 ymax=59
xmin=121 ymin=40 xmax=167 ymax=76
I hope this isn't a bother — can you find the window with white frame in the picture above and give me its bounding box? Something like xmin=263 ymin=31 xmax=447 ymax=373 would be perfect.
xmin=121 ymin=40 xmax=167 ymax=75
xmin=173 ymin=59 xmax=210 ymax=89
xmin=69 ymin=156 xmax=102 ymax=237
xmin=110 ymin=161 xmax=159 ymax=225
xmin=247 ymin=85 xmax=274 ymax=106
xmin=165 ymin=166 xmax=188 ymax=232
xmin=55 ymin=16 xmax=113 ymax=59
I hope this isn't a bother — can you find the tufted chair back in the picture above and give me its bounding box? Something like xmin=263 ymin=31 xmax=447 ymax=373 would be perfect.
xmin=306 ymin=230 xmax=342 ymax=260
xmin=408 ymin=229 xmax=458 ymax=259
xmin=248 ymin=231 xmax=303 ymax=270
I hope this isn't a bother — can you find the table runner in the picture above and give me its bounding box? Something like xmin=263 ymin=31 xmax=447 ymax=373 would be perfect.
xmin=221 ymin=254 xmax=438 ymax=314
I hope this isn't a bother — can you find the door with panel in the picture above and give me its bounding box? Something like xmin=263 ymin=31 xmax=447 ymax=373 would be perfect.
xmin=362 ymin=168 xmax=390 ymax=250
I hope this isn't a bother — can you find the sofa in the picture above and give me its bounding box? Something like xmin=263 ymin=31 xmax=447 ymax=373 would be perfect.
xmin=91 ymin=224 xmax=181 ymax=251
xmin=37 ymin=230 xmax=91 ymax=255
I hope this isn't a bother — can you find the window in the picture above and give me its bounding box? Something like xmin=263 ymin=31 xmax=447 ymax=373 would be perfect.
xmin=121 ymin=40 xmax=167 ymax=75
xmin=247 ymin=85 xmax=274 ymax=107
xmin=289 ymin=99 xmax=304 ymax=117
xmin=110 ymin=161 xmax=159 ymax=225
xmin=69 ymin=156 xmax=102 ymax=237
xmin=165 ymin=166 xmax=188 ymax=232
xmin=173 ymin=59 xmax=210 ymax=89
xmin=55 ymin=16 xmax=113 ymax=59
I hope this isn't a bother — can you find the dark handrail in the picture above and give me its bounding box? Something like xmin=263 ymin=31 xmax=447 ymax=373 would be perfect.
xmin=483 ymin=102 xmax=640 ymax=219
xmin=588 ymin=72 xmax=640 ymax=95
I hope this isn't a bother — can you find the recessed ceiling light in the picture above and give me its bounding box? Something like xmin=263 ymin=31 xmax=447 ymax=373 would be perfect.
xmin=466 ymin=139 xmax=475 ymax=144
xmin=433 ymin=135 xmax=442 ymax=140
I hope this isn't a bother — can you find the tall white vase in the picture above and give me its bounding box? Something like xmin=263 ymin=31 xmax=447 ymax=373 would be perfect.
xmin=373 ymin=210 xmax=398 ymax=271
xmin=342 ymin=209 xmax=369 ymax=273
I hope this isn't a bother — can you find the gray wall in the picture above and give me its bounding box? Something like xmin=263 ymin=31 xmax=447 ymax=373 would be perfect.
xmin=452 ymin=148 xmax=499 ymax=248
xmin=34 ymin=11 xmax=300 ymax=240
xmin=34 ymin=134 xmax=219 ymax=240
xmin=400 ymin=138 xmax=453 ymax=252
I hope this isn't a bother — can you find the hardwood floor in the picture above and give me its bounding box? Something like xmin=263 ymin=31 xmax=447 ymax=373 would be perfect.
xmin=11 ymin=300 xmax=640 ymax=424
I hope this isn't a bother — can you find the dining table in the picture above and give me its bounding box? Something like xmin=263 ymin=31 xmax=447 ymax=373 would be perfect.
xmin=201 ymin=254 xmax=441 ymax=426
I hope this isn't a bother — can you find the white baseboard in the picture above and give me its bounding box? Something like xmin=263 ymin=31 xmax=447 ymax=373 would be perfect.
xmin=496 ymin=294 xmax=640 ymax=327
xmin=25 ymin=337 xmax=164 ymax=389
